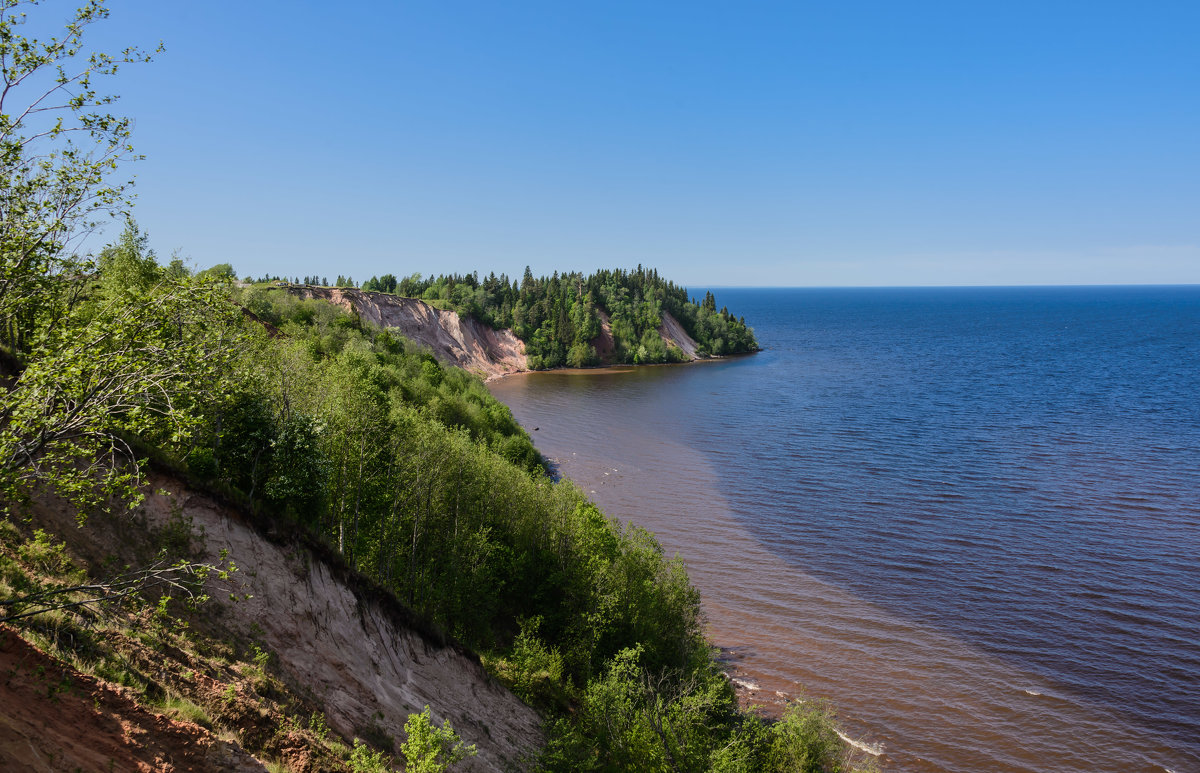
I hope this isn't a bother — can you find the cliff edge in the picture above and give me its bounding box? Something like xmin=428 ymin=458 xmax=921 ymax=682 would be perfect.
xmin=6 ymin=473 xmax=544 ymax=772
xmin=290 ymin=286 xmax=704 ymax=377
xmin=291 ymin=287 xmax=528 ymax=380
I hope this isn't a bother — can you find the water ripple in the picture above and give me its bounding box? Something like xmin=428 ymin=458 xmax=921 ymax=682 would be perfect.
xmin=491 ymin=286 xmax=1200 ymax=773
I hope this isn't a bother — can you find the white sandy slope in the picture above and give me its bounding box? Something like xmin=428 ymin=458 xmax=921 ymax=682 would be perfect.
xmin=290 ymin=286 xmax=704 ymax=377
xmin=293 ymin=287 xmax=529 ymax=380
xmin=139 ymin=476 xmax=544 ymax=772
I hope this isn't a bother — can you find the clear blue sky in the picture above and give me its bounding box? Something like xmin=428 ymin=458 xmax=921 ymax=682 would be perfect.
xmin=81 ymin=1 xmax=1200 ymax=286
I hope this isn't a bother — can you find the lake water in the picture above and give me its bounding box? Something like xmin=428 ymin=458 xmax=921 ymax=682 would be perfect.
xmin=488 ymin=286 xmax=1200 ymax=773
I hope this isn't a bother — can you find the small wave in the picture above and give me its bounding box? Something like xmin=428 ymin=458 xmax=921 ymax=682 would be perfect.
xmin=731 ymin=678 xmax=760 ymax=691
xmin=835 ymin=730 xmax=884 ymax=757
xmin=1023 ymin=689 xmax=1042 ymax=696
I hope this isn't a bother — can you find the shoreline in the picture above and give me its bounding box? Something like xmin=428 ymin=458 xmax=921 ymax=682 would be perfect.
xmin=485 ymin=289 xmax=1200 ymax=773
xmin=524 ymin=443 xmax=891 ymax=766
xmin=483 ymin=348 xmax=760 ymax=383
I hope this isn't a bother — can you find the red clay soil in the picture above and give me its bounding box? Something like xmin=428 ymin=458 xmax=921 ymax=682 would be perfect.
xmin=0 ymin=625 xmax=265 ymax=772
xmin=590 ymin=310 xmax=617 ymax=361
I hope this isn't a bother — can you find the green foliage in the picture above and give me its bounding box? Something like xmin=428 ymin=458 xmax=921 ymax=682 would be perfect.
xmin=0 ymin=0 xmax=161 ymax=355
xmin=251 ymin=643 xmax=270 ymax=671
xmin=17 ymin=530 xmax=82 ymax=581
xmin=634 ymin=328 xmax=669 ymax=364
xmin=196 ymin=262 xmax=237 ymax=282
xmin=261 ymin=413 xmax=328 ymax=518
xmin=0 ymin=263 xmax=247 ymax=512
xmin=541 ymin=651 xmax=871 ymax=773
xmin=486 ymin=616 xmax=569 ymax=712
xmin=97 ymin=220 xmax=160 ymax=294
xmin=766 ymin=700 xmax=851 ymax=773
xmin=400 ymin=705 xmax=476 ymax=773
xmin=0 ymin=3 xmax=230 ymax=512
xmin=309 ymin=712 xmax=331 ymax=742
xmin=549 ymin=645 xmax=736 ymax=772
xmin=348 ymin=738 xmax=393 ymax=773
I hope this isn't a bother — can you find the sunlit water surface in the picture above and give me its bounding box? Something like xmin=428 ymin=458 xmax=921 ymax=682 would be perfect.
xmin=488 ymin=286 xmax=1200 ymax=773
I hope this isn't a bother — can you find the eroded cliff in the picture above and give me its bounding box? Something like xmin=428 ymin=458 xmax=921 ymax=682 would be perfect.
xmin=6 ymin=473 xmax=544 ymax=772
xmin=290 ymin=286 xmax=704 ymax=377
xmin=291 ymin=287 xmax=528 ymax=379
xmin=138 ymin=477 xmax=544 ymax=772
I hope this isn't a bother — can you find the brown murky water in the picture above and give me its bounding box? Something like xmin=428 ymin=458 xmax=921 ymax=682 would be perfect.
xmin=489 ymin=353 xmax=1195 ymax=773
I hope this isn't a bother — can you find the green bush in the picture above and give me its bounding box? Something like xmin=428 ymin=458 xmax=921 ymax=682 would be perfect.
xmin=487 ymin=617 xmax=569 ymax=712
xmin=539 ymin=648 xmax=871 ymax=773
xmin=566 ymin=342 xmax=598 ymax=368
xmin=348 ymin=739 xmax=392 ymax=773
xmin=765 ymin=700 xmax=852 ymax=773
xmin=400 ymin=706 xmax=476 ymax=773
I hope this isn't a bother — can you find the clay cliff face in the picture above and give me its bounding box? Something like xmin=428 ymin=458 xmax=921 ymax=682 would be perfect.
xmin=137 ymin=478 xmax=544 ymax=772
xmin=292 ymin=287 xmax=528 ymax=380
xmin=657 ymin=312 xmax=700 ymax=359
xmin=18 ymin=474 xmax=544 ymax=772
xmin=292 ymin=286 xmax=703 ymax=376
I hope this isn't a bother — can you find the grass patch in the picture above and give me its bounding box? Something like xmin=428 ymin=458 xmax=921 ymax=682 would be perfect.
xmin=154 ymin=692 xmax=216 ymax=730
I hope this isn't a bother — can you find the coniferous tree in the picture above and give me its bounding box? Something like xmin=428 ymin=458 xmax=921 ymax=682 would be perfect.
xmin=345 ymin=267 xmax=756 ymax=368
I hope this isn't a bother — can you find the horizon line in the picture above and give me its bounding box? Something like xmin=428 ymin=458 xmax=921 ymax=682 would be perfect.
xmin=692 ymin=282 xmax=1200 ymax=290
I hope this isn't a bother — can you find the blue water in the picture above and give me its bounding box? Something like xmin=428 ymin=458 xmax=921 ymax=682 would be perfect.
xmin=698 ymin=287 xmax=1200 ymax=744
xmin=490 ymin=285 xmax=1200 ymax=771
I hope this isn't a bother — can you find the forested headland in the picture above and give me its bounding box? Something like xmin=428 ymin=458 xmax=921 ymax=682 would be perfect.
xmin=0 ymin=3 xmax=868 ymax=771
xmin=256 ymin=267 xmax=759 ymax=369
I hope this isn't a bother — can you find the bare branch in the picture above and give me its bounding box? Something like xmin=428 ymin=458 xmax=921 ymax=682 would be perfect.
xmin=0 ymin=558 xmax=231 ymax=625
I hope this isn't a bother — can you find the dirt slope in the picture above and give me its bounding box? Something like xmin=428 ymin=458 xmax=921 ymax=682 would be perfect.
xmin=657 ymin=312 xmax=700 ymax=358
xmin=590 ymin=309 xmax=616 ymax=360
xmin=136 ymin=476 xmax=544 ymax=772
xmin=16 ymin=473 xmax=544 ymax=772
xmin=292 ymin=287 xmax=527 ymax=379
xmin=291 ymin=286 xmax=704 ymax=375
xmin=0 ymin=627 xmax=266 ymax=773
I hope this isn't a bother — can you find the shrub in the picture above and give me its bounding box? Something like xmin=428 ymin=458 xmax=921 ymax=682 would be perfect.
xmin=400 ymin=705 xmax=476 ymax=773
xmin=766 ymin=700 xmax=850 ymax=773
xmin=348 ymin=739 xmax=392 ymax=773
xmin=487 ymin=617 xmax=568 ymax=712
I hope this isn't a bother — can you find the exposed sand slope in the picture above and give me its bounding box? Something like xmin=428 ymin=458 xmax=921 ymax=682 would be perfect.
xmin=657 ymin=312 xmax=700 ymax=358
xmin=291 ymin=285 xmax=704 ymax=374
xmin=291 ymin=287 xmax=527 ymax=379
xmin=15 ymin=473 xmax=543 ymax=772
xmin=591 ymin=309 xmax=617 ymax=360
xmin=588 ymin=309 xmax=700 ymax=361
xmin=135 ymin=475 xmax=544 ymax=772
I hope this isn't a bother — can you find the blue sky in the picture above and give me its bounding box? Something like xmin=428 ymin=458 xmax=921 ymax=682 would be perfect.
xmin=77 ymin=1 xmax=1200 ymax=286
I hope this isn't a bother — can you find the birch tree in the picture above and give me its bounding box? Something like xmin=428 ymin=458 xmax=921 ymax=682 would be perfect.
xmin=0 ymin=3 xmax=247 ymax=511
xmin=1 ymin=0 xmax=159 ymax=354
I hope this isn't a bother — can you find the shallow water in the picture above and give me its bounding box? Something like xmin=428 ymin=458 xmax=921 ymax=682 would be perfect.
xmin=488 ymin=286 xmax=1200 ymax=773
